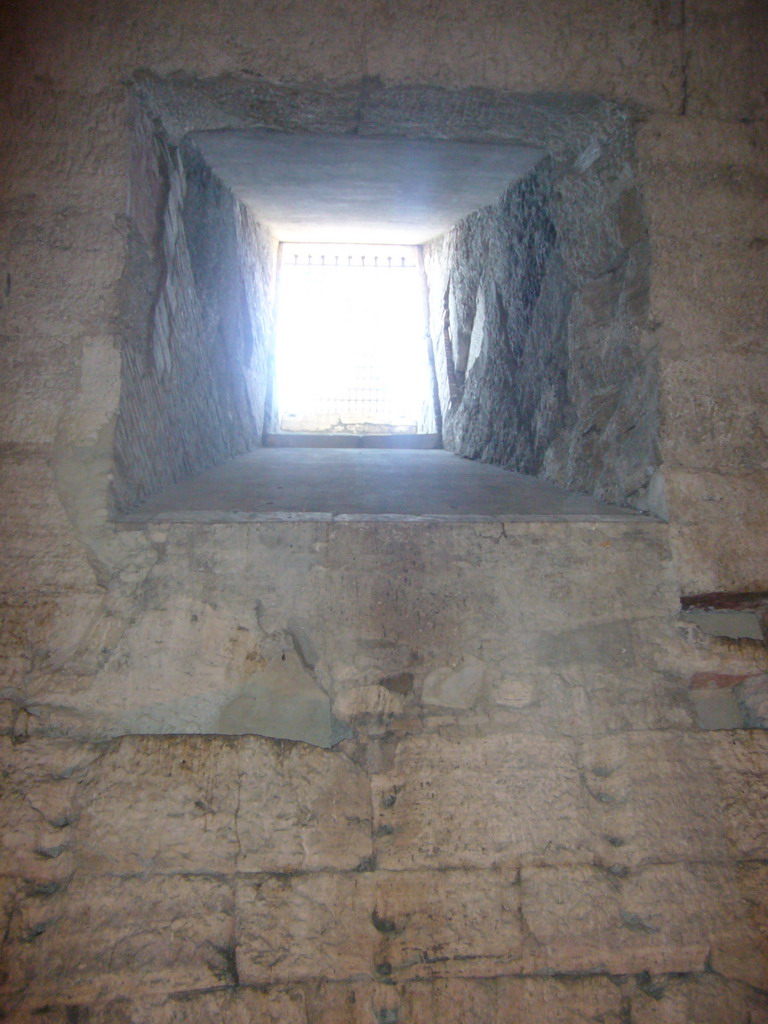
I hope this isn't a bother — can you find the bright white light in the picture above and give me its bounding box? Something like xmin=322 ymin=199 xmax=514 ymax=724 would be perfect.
xmin=275 ymin=243 xmax=430 ymax=433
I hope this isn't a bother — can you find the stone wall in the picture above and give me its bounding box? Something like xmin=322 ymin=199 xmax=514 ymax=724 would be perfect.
xmin=3 ymin=727 xmax=768 ymax=1022
xmin=112 ymin=102 xmax=277 ymax=511
xmin=1 ymin=0 xmax=767 ymax=1020
xmin=424 ymin=134 xmax=657 ymax=509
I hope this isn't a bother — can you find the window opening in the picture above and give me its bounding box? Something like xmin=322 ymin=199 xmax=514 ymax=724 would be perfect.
xmin=274 ymin=242 xmax=430 ymax=434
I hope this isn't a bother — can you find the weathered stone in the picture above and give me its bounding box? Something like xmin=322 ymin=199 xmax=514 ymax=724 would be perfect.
xmin=333 ymin=684 xmax=406 ymax=723
xmin=421 ymin=656 xmax=486 ymax=709
xmin=74 ymin=736 xmax=240 ymax=875
xmin=372 ymin=733 xmax=590 ymax=870
xmin=154 ymin=987 xmax=309 ymax=1024
xmin=1 ymin=5 xmax=767 ymax=1018
xmin=112 ymin=110 xmax=277 ymax=511
xmin=4 ymin=874 xmax=235 ymax=1004
xmin=520 ymin=863 xmax=745 ymax=975
xmin=0 ymin=990 xmax=310 ymax=1024
xmin=664 ymin=469 xmax=768 ymax=594
xmin=422 ymin=121 xmax=659 ymax=513
xmin=575 ymin=732 xmax=728 ymax=867
xmin=375 ymin=868 xmax=522 ymax=977
xmin=236 ymin=873 xmax=377 ymax=984
xmin=0 ymin=455 xmax=98 ymax=592
xmin=236 ymin=740 xmax=372 ymax=873
xmin=303 ymin=981 xmax=379 ymax=1024
xmin=401 ymin=976 xmax=625 ymax=1024
xmin=630 ymin=973 xmax=768 ymax=1024
xmin=710 ymin=862 xmax=768 ymax=990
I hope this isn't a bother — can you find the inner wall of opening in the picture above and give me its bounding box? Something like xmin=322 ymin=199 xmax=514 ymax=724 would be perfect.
xmin=113 ymin=87 xmax=659 ymax=515
xmin=274 ymin=242 xmax=434 ymax=435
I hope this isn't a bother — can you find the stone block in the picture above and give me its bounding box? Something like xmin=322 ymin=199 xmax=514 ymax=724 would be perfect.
xmin=575 ymin=732 xmax=729 ymax=867
xmin=374 ymin=868 xmax=522 ymax=978
xmin=153 ymin=987 xmax=309 ymax=1024
xmin=660 ymin=353 xmax=768 ymax=475
xmin=74 ymin=736 xmax=240 ymax=875
xmin=710 ymin=862 xmax=768 ymax=990
xmin=0 ymin=209 xmax=124 ymax=339
xmin=0 ymin=340 xmax=74 ymax=445
xmin=521 ymin=863 xmax=744 ymax=975
xmin=236 ymin=873 xmax=377 ymax=984
xmin=630 ymin=973 xmax=768 ymax=1024
xmin=401 ymin=976 xmax=625 ymax=1024
xmin=303 ymin=981 xmax=379 ymax=1024
xmin=0 ymin=784 xmax=76 ymax=885
xmin=4 ymin=874 xmax=235 ymax=1003
xmin=689 ymin=679 xmax=747 ymax=730
xmin=236 ymin=740 xmax=371 ymax=873
xmin=372 ymin=733 xmax=590 ymax=870
xmin=0 ymin=737 xmax=105 ymax=884
xmin=362 ymin=0 xmax=681 ymax=111
xmin=686 ymin=0 xmax=768 ymax=121
xmin=0 ymin=453 xmax=98 ymax=592
xmin=664 ymin=470 xmax=768 ymax=594
xmin=421 ymin=656 xmax=486 ymax=709
xmin=0 ymin=990 xmax=310 ymax=1024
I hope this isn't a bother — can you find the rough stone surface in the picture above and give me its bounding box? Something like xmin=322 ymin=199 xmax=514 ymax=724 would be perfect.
xmin=113 ymin=105 xmax=278 ymax=510
xmin=371 ymin=732 xmax=592 ymax=870
xmin=375 ymin=868 xmax=523 ymax=978
xmin=2 ymin=1 xmax=768 ymax=1019
xmin=424 ymin=140 xmax=658 ymax=512
xmin=520 ymin=863 xmax=740 ymax=975
xmin=10 ymin=519 xmax=687 ymax=741
xmin=236 ymin=873 xmax=378 ymax=984
xmin=3 ymin=874 xmax=235 ymax=1006
xmin=235 ymin=740 xmax=372 ymax=873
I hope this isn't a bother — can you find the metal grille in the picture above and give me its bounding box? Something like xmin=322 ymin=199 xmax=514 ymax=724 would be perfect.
xmin=275 ymin=243 xmax=427 ymax=433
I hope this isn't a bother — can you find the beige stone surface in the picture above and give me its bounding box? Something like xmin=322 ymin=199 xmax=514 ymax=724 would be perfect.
xmin=0 ymin=454 xmax=98 ymax=593
xmin=637 ymin=113 xmax=768 ymax=592
xmin=303 ymin=981 xmax=379 ymax=1024
xmin=665 ymin=470 xmax=768 ymax=594
xmin=153 ymin=987 xmax=309 ymax=1024
xmin=401 ymin=976 xmax=625 ymax=1024
xmin=701 ymin=732 xmax=768 ymax=861
xmin=375 ymin=868 xmax=522 ymax=978
xmin=4 ymin=874 xmax=235 ymax=1004
xmin=1 ymin=0 xmax=767 ymax=1015
xmin=13 ymin=518 xmax=686 ymax=739
xmin=630 ymin=973 xmax=768 ymax=1024
xmin=575 ymin=732 xmax=728 ymax=867
xmin=361 ymin=0 xmax=682 ymax=109
xmin=660 ymin=353 xmax=768 ymax=474
xmin=236 ymin=873 xmax=377 ymax=984
xmin=685 ymin=0 xmax=768 ymax=121
xmin=520 ymin=863 xmax=743 ymax=975
xmin=372 ymin=733 xmax=591 ymax=870
xmin=236 ymin=740 xmax=372 ymax=873
xmin=75 ymin=736 xmax=240 ymax=875
xmin=2 ymin=0 xmax=684 ymax=107
xmin=710 ymin=862 xmax=768 ymax=990
xmin=0 ymin=989 xmax=311 ymax=1024
xmin=0 ymin=738 xmax=103 ymax=883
